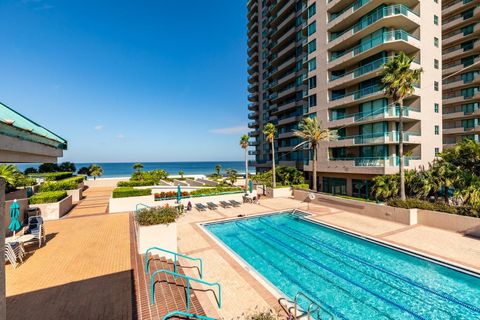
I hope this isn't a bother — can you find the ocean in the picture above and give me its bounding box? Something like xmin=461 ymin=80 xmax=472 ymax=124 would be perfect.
xmin=14 ymin=161 xmax=254 ymax=178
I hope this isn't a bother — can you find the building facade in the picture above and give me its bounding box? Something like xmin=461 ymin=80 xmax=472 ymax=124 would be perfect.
xmin=442 ymin=0 xmax=480 ymax=148
xmin=247 ymin=0 xmax=443 ymax=197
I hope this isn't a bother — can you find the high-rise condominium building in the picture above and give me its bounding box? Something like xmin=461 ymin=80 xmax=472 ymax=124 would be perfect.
xmin=247 ymin=0 xmax=443 ymax=196
xmin=442 ymin=0 xmax=480 ymax=148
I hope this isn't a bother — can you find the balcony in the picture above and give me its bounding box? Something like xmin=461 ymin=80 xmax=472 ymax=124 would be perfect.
xmin=329 ymin=57 xmax=386 ymax=88
xmin=248 ymin=92 xmax=259 ymax=102
xmin=331 ymin=131 xmax=421 ymax=147
xmin=443 ymin=0 xmax=478 ymax=17
xmin=248 ymin=150 xmax=260 ymax=156
xmin=443 ymin=23 xmax=480 ymax=47
xmin=329 ymin=30 xmax=420 ymax=70
xmin=248 ymin=130 xmax=260 ymax=137
xmin=329 ymin=84 xmax=384 ymax=108
xmin=442 ymin=40 xmax=480 ymax=62
xmin=443 ymin=73 xmax=480 ymax=91
xmin=443 ymin=125 xmax=480 ymax=135
xmin=248 ymin=102 xmax=259 ymax=111
xmin=443 ymin=6 xmax=480 ymax=33
xmin=325 ymin=155 xmax=422 ymax=174
xmin=443 ymin=91 xmax=480 ymax=106
xmin=443 ymin=56 xmax=480 ymax=77
xmin=328 ymin=106 xmax=421 ymax=128
xmin=248 ymin=111 xmax=259 ymax=120
xmin=329 ymin=5 xmax=420 ymax=51
xmin=443 ymin=105 xmax=480 ymax=120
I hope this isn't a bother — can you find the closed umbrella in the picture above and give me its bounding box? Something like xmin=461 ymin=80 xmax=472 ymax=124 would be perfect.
xmin=249 ymin=180 xmax=253 ymax=193
xmin=177 ymin=185 xmax=181 ymax=203
xmin=8 ymin=200 xmax=21 ymax=236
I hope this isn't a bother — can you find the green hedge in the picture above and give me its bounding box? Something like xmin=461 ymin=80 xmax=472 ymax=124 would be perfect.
xmin=117 ymin=180 xmax=156 ymax=187
xmin=38 ymin=176 xmax=84 ymax=192
xmin=29 ymin=172 xmax=73 ymax=181
xmin=189 ymin=186 xmax=242 ymax=196
xmin=136 ymin=207 xmax=180 ymax=226
xmin=112 ymin=187 xmax=152 ymax=198
xmin=29 ymin=191 xmax=68 ymax=204
xmin=293 ymin=184 xmax=310 ymax=190
xmin=387 ymin=198 xmax=479 ymax=218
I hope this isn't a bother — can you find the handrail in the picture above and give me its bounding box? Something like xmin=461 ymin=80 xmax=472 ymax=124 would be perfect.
xmin=293 ymin=292 xmax=333 ymax=320
xmin=162 ymin=310 xmax=216 ymax=320
xmin=150 ymin=269 xmax=221 ymax=310
xmin=145 ymin=246 xmax=203 ymax=279
xmin=135 ymin=203 xmax=151 ymax=216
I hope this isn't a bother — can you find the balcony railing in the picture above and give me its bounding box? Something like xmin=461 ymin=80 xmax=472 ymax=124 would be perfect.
xmin=330 ymin=5 xmax=419 ymax=42
xmin=331 ymin=84 xmax=383 ymax=101
xmin=329 ymin=0 xmax=371 ymax=23
xmin=330 ymin=57 xmax=387 ymax=81
xmin=330 ymin=105 xmax=420 ymax=122
xmin=330 ymin=30 xmax=419 ymax=62
xmin=337 ymin=131 xmax=421 ymax=144
xmin=330 ymin=156 xmax=421 ymax=167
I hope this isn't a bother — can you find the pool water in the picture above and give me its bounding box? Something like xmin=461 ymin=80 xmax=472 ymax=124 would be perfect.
xmin=205 ymin=212 xmax=480 ymax=320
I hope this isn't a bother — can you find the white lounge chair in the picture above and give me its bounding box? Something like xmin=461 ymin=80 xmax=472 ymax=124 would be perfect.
xmin=23 ymin=216 xmax=45 ymax=248
xmin=5 ymin=242 xmax=23 ymax=268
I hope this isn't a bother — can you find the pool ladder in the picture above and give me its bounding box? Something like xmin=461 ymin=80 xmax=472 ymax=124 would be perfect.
xmin=282 ymin=292 xmax=333 ymax=320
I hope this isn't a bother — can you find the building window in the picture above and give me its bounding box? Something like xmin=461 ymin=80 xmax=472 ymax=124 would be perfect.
xmin=434 ymin=59 xmax=439 ymax=69
xmin=434 ymin=103 xmax=439 ymax=113
xmin=308 ymin=76 xmax=317 ymax=89
xmin=434 ymin=37 xmax=439 ymax=47
xmin=434 ymin=15 xmax=438 ymax=25
xmin=307 ymin=3 xmax=316 ymax=18
xmin=307 ymin=40 xmax=316 ymax=54
xmin=308 ymin=58 xmax=316 ymax=72
xmin=307 ymin=22 xmax=316 ymax=36
xmin=434 ymin=81 xmax=439 ymax=91
xmin=435 ymin=148 xmax=440 ymax=156
xmin=434 ymin=125 xmax=439 ymax=135
xmin=308 ymin=94 xmax=317 ymax=107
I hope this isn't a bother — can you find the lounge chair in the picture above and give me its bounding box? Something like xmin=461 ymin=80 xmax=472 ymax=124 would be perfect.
xmin=5 ymin=242 xmax=23 ymax=268
xmin=219 ymin=201 xmax=232 ymax=208
xmin=206 ymin=202 xmax=218 ymax=210
xmin=229 ymin=200 xmax=241 ymax=207
xmin=23 ymin=216 xmax=45 ymax=248
xmin=195 ymin=203 xmax=207 ymax=211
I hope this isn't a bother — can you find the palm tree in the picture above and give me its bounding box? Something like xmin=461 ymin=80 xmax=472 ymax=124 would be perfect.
xmin=371 ymin=175 xmax=399 ymax=201
xmin=240 ymin=134 xmax=250 ymax=190
xmin=178 ymin=170 xmax=185 ymax=179
xmin=263 ymin=123 xmax=277 ymax=188
xmin=293 ymin=117 xmax=337 ymax=192
xmin=88 ymin=164 xmax=103 ymax=180
xmin=380 ymin=52 xmax=422 ymax=201
xmin=0 ymin=165 xmax=23 ymax=191
xmin=214 ymin=164 xmax=222 ymax=176
xmin=133 ymin=163 xmax=144 ymax=172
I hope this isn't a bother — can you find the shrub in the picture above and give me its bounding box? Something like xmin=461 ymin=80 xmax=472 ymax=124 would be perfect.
xmin=293 ymin=184 xmax=310 ymax=190
xmin=38 ymin=176 xmax=84 ymax=192
xmin=131 ymin=170 xmax=168 ymax=183
xmin=112 ymin=187 xmax=152 ymax=198
xmin=29 ymin=191 xmax=68 ymax=204
xmin=29 ymin=172 xmax=73 ymax=181
xmin=136 ymin=206 xmax=180 ymax=226
xmin=189 ymin=186 xmax=242 ymax=196
xmin=154 ymin=191 xmax=190 ymax=199
xmin=117 ymin=180 xmax=156 ymax=187
xmin=387 ymin=198 xmax=479 ymax=217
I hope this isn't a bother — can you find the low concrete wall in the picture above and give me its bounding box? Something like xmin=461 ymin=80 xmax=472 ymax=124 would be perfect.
xmin=67 ymin=188 xmax=83 ymax=203
xmin=109 ymin=195 xmax=156 ymax=213
xmin=109 ymin=192 xmax=252 ymax=213
xmin=293 ymin=189 xmax=417 ymax=225
xmin=5 ymin=189 xmax=28 ymax=201
xmin=4 ymin=199 xmax=29 ymax=235
xmin=137 ymin=223 xmax=177 ymax=257
xmin=84 ymin=177 xmax=129 ymax=188
xmin=35 ymin=195 xmax=73 ymax=221
xmin=265 ymin=187 xmax=292 ymax=198
xmin=418 ymin=210 xmax=480 ymax=237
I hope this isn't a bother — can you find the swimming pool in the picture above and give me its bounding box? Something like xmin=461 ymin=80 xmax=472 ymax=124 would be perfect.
xmin=204 ymin=211 xmax=480 ymax=320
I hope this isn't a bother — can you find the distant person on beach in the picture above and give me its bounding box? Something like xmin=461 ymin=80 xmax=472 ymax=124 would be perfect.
xmin=187 ymin=201 xmax=192 ymax=211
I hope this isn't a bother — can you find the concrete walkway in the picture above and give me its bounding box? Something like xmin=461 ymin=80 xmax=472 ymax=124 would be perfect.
xmin=6 ymin=187 xmax=132 ymax=320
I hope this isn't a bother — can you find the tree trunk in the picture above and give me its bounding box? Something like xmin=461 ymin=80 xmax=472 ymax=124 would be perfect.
xmin=271 ymin=139 xmax=276 ymax=188
xmin=312 ymin=144 xmax=317 ymax=192
xmin=244 ymin=148 xmax=249 ymax=191
xmin=444 ymin=185 xmax=449 ymax=203
xmin=398 ymin=99 xmax=406 ymax=200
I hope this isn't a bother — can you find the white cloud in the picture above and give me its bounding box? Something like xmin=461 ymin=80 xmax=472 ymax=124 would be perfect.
xmin=209 ymin=125 xmax=249 ymax=135
xmin=116 ymin=133 xmax=125 ymax=139
xmin=94 ymin=125 xmax=104 ymax=131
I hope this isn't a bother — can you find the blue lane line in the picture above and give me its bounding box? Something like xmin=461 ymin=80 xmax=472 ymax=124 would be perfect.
xmin=288 ymin=215 xmax=480 ymax=315
xmin=234 ymin=223 xmax=348 ymax=320
xmin=256 ymin=218 xmax=455 ymax=318
xmin=237 ymin=221 xmax=425 ymax=320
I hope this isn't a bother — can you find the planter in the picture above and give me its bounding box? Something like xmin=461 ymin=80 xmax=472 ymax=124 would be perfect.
xmin=67 ymin=188 xmax=83 ymax=203
xmin=137 ymin=222 xmax=177 ymax=257
xmin=5 ymin=189 xmax=28 ymax=201
xmin=109 ymin=195 xmax=156 ymax=213
xmin=34 ymin=195 xmax=73 ymax=220
xmin=265 ymin=187 xmax=293 ymax=198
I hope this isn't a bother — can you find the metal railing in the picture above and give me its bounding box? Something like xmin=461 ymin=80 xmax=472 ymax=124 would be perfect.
xmin=149 ymin=269 xmax=221 ymax=308
xmin=293 ymin=292 xmax=334 ymax=320
xmin=162 ymin=311 xmax=216 ymax=320
xmin=145 ymin=246 xmax=203 ymax=278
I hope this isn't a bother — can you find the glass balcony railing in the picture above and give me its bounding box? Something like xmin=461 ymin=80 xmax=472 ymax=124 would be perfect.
xmin=330 ymin=5 xmax=419 ymax=42
xmin=329 ymin=0 xmax=371 ymax=22
xmin=331 ymin=84 xmax=382 ymax=101
xmin=336 ymin=131 xmax=421 ymax=144
xmin=330 ymin=105 xmax=420 ymax=121
xmin=330 ymin=30 xmax=419 ymax=62
xmin=330 ymin=156 xmax=421 ymax=167
xmin=331 ymin=57 xmax=387 ymax=81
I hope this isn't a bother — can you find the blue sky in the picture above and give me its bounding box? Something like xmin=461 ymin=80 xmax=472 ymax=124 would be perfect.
xmin=0 ymin=0 xmax=249 ymax=162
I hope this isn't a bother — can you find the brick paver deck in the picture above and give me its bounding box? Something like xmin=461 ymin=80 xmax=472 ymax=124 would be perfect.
xmin=6 ymin=187 xmax=132 ymax=320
